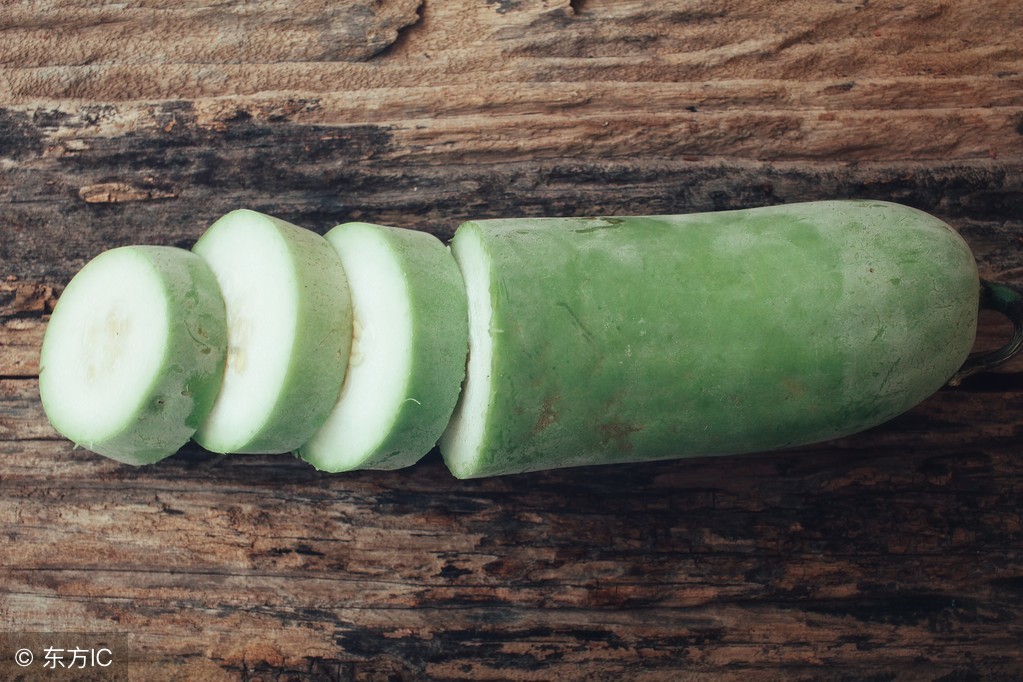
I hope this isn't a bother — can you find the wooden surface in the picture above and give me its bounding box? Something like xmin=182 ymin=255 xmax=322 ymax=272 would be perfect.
xmin=2 ymin=0 xmax=1023 ymax=679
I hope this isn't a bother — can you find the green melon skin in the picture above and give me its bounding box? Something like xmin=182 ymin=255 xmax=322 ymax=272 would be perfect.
xmin=440 ymin=200 xmax=980 ymax=479
xmin=298 ymin=222 xmax=468 ymax=472
xmin=39 ymin=246 xmax=228 ymax=465
xmin=192 ymin=210 xmax=353 ymax=454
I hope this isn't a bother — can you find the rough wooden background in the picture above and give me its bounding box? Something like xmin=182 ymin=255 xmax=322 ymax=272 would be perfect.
xmin=2 ymin=0 xmax=1022 ymax=679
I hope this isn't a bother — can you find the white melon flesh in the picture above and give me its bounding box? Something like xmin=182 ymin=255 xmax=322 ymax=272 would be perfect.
xmin=298 ymin=222 xmax=468 ymax=472
xmin=437 ymin=225 xmax=493 ymax=478
xmin=38 ymin=246 xmax=228 ymax=465
xmin=192 ymin=210 xmax=352 ymax=454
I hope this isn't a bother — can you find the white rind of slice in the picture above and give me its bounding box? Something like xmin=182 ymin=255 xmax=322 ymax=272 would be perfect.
xmin=192 ymin=210 xmax=352 ymax=454
xmin=298 ymin=222 xmax=468 ymax=472
xmin=38 ymin=246 xmax=228 ymax=465
xmin=437 ymin=223 xmax=493 ymax=479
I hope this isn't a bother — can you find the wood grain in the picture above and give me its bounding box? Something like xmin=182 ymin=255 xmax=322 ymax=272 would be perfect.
xmin=0 ymin=0 xmax=423 ymax=68
xmin=2 ymin=0 xmax=1022 ymax=679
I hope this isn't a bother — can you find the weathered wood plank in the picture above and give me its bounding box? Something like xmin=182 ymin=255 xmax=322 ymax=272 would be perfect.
xmin=5 ymin=81 xmax=1022 ymax=160
xmin=0 ymin=379 xmax=55 ymax=440
xmin=0 ymin=283 xmax=51 ymax=377
xmin=2 ymin=436 xmax=1022 ymax=679
xmin=3 ymin=0 xmax=1021 ymax=102
xmin=0 ymin=319 xmax=43 ymax=376
xmin=0 ymin=0 xmax=423 ymax=67
xmin=2 ymin=117 xmax=1022 ymax=282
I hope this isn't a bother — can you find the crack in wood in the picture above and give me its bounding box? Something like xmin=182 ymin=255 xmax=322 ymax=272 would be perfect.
xmin=77 ymin=181 xmax=177 ymax=204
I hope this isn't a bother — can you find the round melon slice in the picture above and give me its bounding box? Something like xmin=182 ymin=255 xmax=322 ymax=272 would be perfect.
xmin=192 ymin=210 xmax=352 ymax=454
xmin=38 ymin=246 xmax=228 ymax=465
xmin=298 ymin=222 xmax=468 ymax=472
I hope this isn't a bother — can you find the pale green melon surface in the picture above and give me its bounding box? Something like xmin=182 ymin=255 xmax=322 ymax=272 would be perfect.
xmin=192 ymin=210 xmax=352 ymax=454
xmin=440 ymin=200 xmax=980 ymax=478
xmin=298 ymin=222 xmax=468 ymax=472
xmin=39 ymin=246 xmax=228 ymax=465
